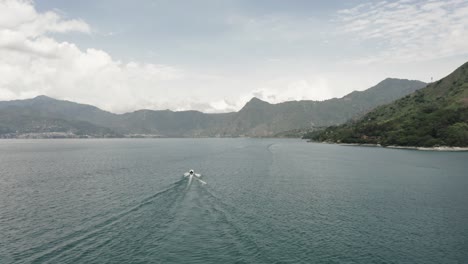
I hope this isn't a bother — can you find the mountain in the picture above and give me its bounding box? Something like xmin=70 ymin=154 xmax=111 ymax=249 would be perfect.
xmin=0 ymin=78 xmax=426 ymax=138
xmin=305 ymin=62 xmax=468 ymax=147
xmin=118 ymin=110 xmax=233 ymax=137
xmin=0 ymin=95 xmax=120 ymax=126
xmin=216 ymin=78 xmax=426 ymax=136
xmin=0 ymin=107 xmax=119 ymax=138
xmin=0 ymin=96 xmax=121 ymax=138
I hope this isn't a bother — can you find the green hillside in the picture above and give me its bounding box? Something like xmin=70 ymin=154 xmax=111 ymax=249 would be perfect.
xmin=305 ymin=62 xmax=468 ymax=147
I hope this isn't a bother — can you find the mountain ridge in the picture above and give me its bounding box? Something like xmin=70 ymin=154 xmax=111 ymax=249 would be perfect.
xmin=0 ymin=78 xmax=427 ymax=138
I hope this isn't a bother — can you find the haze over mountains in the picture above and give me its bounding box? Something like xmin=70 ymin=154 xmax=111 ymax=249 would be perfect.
xmin=0 ymin=78 xmax=426 ymax=138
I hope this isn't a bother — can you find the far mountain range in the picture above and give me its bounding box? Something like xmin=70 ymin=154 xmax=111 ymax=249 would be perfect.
xmin=0 ymin=78 xmax=426 ymax=138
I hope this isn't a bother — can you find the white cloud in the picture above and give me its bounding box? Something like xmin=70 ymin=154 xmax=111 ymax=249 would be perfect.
xmin=0 ymin=0 xmax=337 ymax=113
xmin=0 ymin=0 xmax=335 ymax=113
xmin=202 ymin=76 xmax=332 ymax=113
xmin=249 ymin=77 xmax=331 ymax=103
xmin=337 ymin=0 xmax=468 ymax=63
xmin=0 ymin=0 xmax=90 ymax=37
xmin=0 ymin=0 xmax=193 ymax=113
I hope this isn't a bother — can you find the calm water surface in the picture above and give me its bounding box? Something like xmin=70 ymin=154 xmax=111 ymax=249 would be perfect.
xmin=0 ymin=139 xmax=467 ymax=263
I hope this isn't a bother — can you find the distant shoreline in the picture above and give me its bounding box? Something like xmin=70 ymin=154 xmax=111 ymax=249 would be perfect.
xmin=0 ymin=136 xmax=300 ymax=140
xmin=311 ymin=142 xmax=468 ymax=152
xmin=385 ymin=145 xmax=468 ymax=152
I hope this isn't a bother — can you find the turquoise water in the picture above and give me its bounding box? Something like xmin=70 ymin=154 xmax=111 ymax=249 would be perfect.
xmin=0 ymin=139 xmax=467 ymax=263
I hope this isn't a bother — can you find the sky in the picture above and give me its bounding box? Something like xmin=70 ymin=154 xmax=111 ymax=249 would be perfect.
xmin=0 ymin=0 xmax=467 ymax=113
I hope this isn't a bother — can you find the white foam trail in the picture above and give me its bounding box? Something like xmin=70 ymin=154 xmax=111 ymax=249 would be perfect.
xmin=196 ymin=178 xmax=207 ymax=185
xmin=187 ymin=175 xmax=193 ymax=187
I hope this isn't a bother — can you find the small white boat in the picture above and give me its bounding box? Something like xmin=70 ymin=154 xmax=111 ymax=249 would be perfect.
xmin=184 ymin=169 xmax=206 ymax=185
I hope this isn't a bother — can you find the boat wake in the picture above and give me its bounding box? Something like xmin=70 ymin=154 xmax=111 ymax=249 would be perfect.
xmin=17 ymin=178 xmax=187 ymax=263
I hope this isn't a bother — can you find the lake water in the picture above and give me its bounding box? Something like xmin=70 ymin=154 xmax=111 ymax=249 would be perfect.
xmin=0 ymin=139 xmax=467 ymax=263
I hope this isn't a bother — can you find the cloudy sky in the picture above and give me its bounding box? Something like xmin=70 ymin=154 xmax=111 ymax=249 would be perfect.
xmin=1 ymin=0 xmax=467 ymax=113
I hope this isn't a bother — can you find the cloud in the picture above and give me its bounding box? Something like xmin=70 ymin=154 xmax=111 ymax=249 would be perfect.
xmin=249 ymin=77 xmax=331 ymax=103
xmin=337 ymin=0 xmax=468 ymax=63
xmin=0 ymin=0 xmax=90 ymax=37
xmin=0 ymin=37 xmax=185 ymax=113
xmin=0 ymin=0 xmax=337 ymax=113
xmin=201 ymin=76 xmax=333 ymax=113
xmin=0 ymin=0 xmax=193 ymax=113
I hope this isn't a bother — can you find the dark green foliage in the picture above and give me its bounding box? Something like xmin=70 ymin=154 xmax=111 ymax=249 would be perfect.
xmin=442 ymin=122 xmax=468 ymax=146
xmin=305 ymin=62 xmax=468 ymax=147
